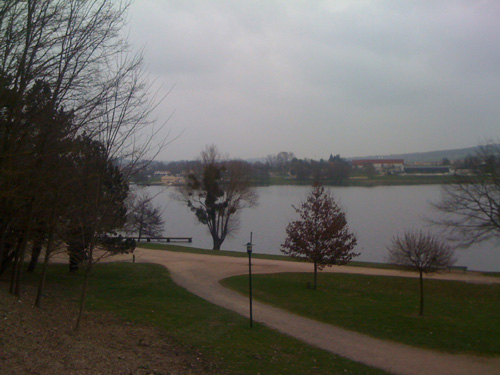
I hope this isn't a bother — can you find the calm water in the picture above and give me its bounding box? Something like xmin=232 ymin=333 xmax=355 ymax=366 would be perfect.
xmin=144 ymin=185 xmax=500 ymax=272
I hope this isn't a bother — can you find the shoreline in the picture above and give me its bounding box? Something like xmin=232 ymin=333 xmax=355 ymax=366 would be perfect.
xmin=135 ymin=174 xmax=455 ymax=188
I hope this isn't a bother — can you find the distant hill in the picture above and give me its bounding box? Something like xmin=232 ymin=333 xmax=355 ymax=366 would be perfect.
xmin=160 ymin=146 xmax=489 ymax=165
xmin=350 ymin=146 xmax=480 ymax=163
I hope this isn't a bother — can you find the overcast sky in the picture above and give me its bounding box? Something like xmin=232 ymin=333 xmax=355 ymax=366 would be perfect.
xmin=126 ymin=0 xmax=500 ymax=161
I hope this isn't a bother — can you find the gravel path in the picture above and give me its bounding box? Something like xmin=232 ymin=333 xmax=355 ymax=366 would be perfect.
xmin=130 ymin=248 xmax=500 ymax=375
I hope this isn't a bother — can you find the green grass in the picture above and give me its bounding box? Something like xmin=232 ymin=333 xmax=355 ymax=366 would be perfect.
xmin=347 ymin=175 xmax=455 ymax=186
xmin=137 ymin=242 xmax=299 ymax=261
xmin=482 ymin=271 xmax=500 ymax=278
xmin=222 ymin=272 xmax=500 ymax=356
xmin=137 ymin=243 xmax=415 ymax=271
xmin=262 ymin=175 xmax=455 ymax=187
xmin=28 ymin=263 xmax=389 ymax=375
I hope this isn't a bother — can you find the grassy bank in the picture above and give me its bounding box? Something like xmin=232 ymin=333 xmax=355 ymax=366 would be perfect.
xmin=222 ymin=272 xmax=500 ymax=356
xmin=136 ymin=243 xmax=433 ymax=272
xmin=134 ymin=173 xmax=455 ymax=187
xmin=347 ymin=174 xmax=455 ymax=186
xmin=22 ymin=263 xmax=389 ymax=375
xmin=262 ymin=175 xmax=455 ymax=187
xmin=137 ymin=242 xmax=299 ymax=261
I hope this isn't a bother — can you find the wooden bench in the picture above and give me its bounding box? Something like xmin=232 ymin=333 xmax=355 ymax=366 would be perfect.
xmin=126 ymin=237 xmax=192 ymax=243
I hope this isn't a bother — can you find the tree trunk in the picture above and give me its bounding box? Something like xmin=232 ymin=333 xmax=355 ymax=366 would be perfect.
xmin=138 ymin=205 xmax=144 ymax=242
xmin=0 ymin=251 xmax=15 ymax=276
xmin=35 ymin=229 xmax=54 ymax=308
xmin=9 ymin=247 xmax=20 ymax=294
xmin=14 ymin=234 xmax=29 ymax=297
xmin=14 ymin=202 xmax=35 ymax=296
xmin=138 ymin=222 xmax=143 ymax=242
xmin=212 ymin=235 xmax=222 ymax=250
xmin=314 ymin=260 xmax=318 ymax=290
xmin=27 ymin=236 xmax=43 ymax=273
xmin=0 ymin=220 xmax=12 ymax=275
xmin=75 ymin=262 xmax=91 ymax=331
xmin=68 ymin=241 xmax=85 ymax=273
xmin=419 ymin=270 xmax=424 ymax=316
xmin=76 ymin=174 xmax=101 ymax=331
xmin=9 ymin=235 xmax=23 ymax=295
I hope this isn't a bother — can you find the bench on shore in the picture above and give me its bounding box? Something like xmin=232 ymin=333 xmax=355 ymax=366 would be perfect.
xmin=126 ymin=237 xmax=192 ymax=243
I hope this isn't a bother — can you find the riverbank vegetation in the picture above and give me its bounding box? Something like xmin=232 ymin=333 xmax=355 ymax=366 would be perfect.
xmin=134 ymin=151 xmax=461 ymax=187
xmin=2 ymin=263 xmax=390 ymax=375
xmin=222 ymin=272 xmax=500 ymax=355
xmin=137 ymin=173 xmax=456 ymax=187
xmin=265 ymin=174 xmax=456 ymax=186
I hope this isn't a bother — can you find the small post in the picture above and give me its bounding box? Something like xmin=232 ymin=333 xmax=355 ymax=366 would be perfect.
xmin=247 ymin=232 xmax=253 ymax=328
xmin=132 ymin=254 xmax=135 ymax=263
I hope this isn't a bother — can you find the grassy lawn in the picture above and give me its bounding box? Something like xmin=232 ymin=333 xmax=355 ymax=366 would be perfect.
xmin=137 ymin=243 xmax=414 ymax=271
xmin=139 ymin=244 xmax=500 ymax=277
xmin=222 ymin=272 xmax=500 ymax=356
xmin=137 ymin=242 xmax=296 ymax=261
xmin=31 ymin=263 xmax=389 ymax=375
xmin=483 ymin=271 xmax=500 ymax=277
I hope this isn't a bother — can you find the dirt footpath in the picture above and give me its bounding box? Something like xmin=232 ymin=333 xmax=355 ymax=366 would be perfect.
xmin=127 ymin=248 xmax=500 ymax=375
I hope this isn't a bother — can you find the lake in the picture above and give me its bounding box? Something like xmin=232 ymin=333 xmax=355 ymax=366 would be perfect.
xmin=144 ymin=184 xmax=500 ymax=272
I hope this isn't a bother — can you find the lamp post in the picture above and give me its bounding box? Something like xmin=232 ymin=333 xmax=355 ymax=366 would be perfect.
xmin=247 ymin=232 xmax=253 ymax=328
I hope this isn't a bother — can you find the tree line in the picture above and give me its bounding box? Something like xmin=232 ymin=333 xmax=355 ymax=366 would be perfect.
xmin=0 ymin=0 xmax=166 ymax=329
xmin=137 ymin=152 xmax=352 ymax=185
xmin=140 ymin=150 xmax=489 ymax=187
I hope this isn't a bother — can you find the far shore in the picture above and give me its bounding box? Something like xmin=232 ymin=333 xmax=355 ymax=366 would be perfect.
xmin=135 ymin=174 xmax=456 ymax=188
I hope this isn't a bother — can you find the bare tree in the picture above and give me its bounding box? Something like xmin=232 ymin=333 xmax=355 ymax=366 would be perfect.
xmin=433 ymin=144 xmax=500 ymax=247
xmin=0 ymin=0 xmax=169 ymax=173
xmin=281 ymin=182 xmax=358 ymax=289
xmin=176 ymin=145 xmax=257 ymax=250
xmin=266 ymin=151 xmax=295 ymax=175
xmin=1 ymin=1 xmax=129 ymax=112
xmin=387 ymin=230 xmax=455 ymax=316
xmin=125 ymin=191 xmax=165 ymax=241
xmin=0 ymin=1 xmax=171 ymax=328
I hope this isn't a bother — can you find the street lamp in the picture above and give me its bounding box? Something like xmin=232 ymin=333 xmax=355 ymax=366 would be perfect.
xmin=247 ymin=232 xmax=253 ymax=328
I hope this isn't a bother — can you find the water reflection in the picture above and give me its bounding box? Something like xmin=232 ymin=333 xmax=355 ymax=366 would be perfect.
xmin=143 ymin=185 xmax=499 ymax=272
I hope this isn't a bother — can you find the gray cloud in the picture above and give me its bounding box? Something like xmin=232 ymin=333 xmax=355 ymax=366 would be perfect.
xmin=128 ymin=0 xmax=500 ymax=160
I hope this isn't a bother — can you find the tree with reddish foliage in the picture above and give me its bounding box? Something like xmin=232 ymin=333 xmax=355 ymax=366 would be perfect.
xmin=281 ymin=183 xmax=358 ymax=289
